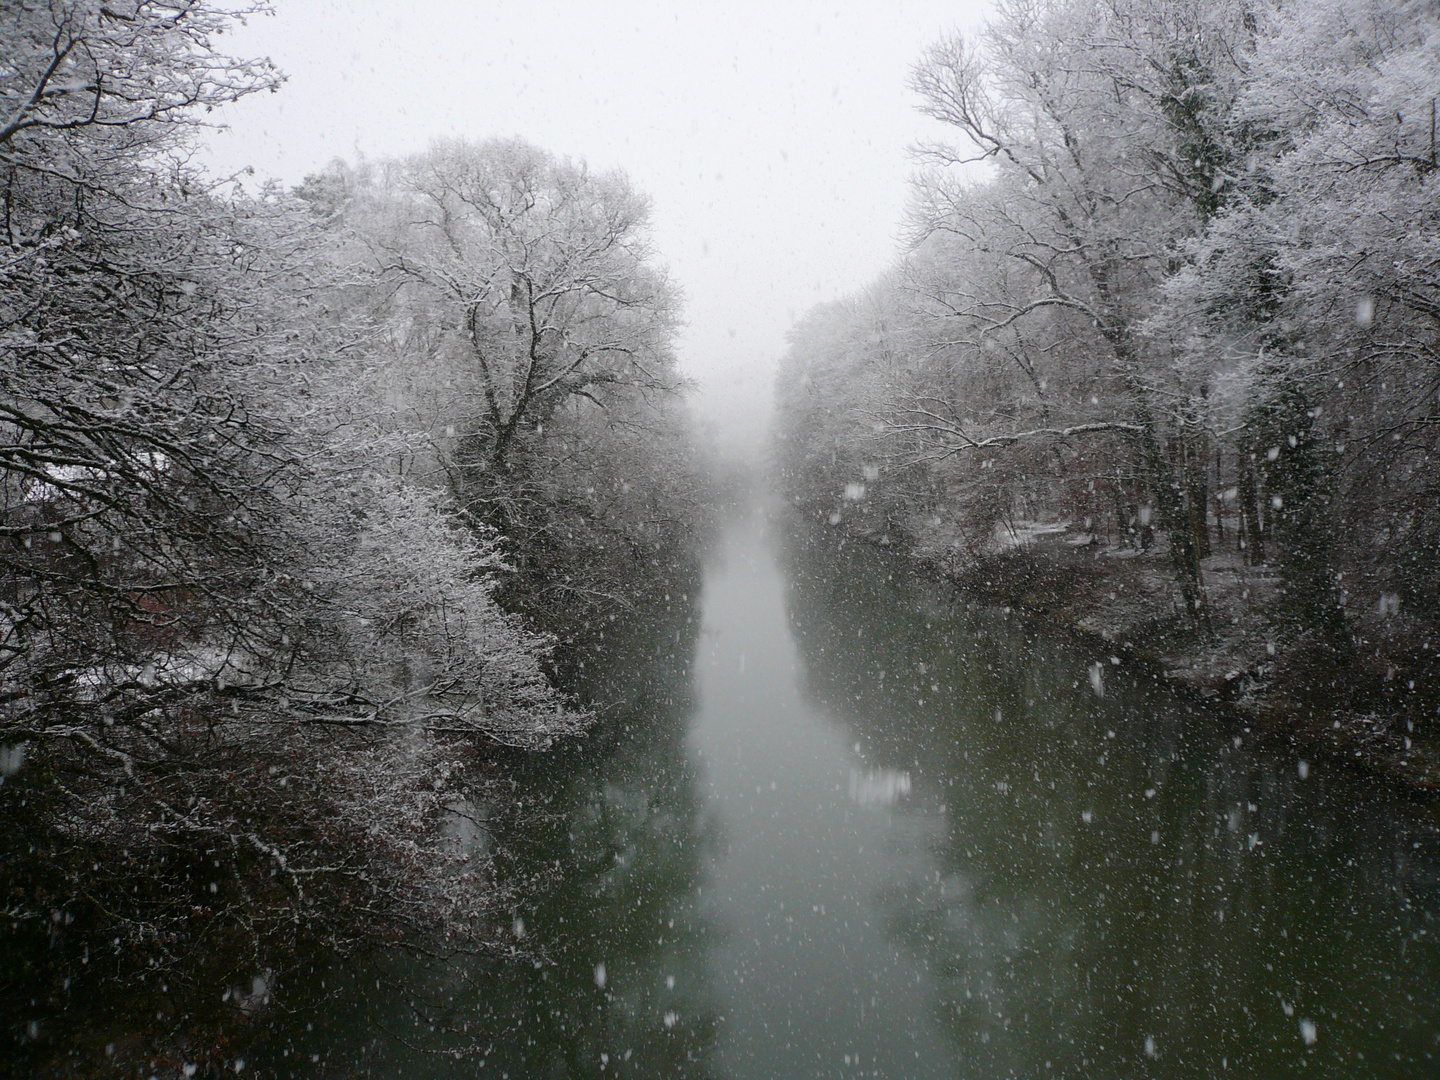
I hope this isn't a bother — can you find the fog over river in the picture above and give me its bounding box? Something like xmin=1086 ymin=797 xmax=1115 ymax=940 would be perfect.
xmin=11 ymin=5 xmax=1440 ymax=1077
xmin=254 ymin=493 xmax=1440 ymax=1079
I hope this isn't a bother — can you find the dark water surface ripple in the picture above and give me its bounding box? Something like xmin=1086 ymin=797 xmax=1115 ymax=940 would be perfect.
xmin=255 ymin=500 xmax=1440 ymax=1078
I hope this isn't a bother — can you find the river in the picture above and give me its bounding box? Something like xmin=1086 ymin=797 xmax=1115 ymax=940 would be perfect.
xmin=251 ymin=497 xmax=1440 ymax=1078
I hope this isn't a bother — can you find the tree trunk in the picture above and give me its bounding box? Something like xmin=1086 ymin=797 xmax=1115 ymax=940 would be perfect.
xmin=1182 ymin=433 xmax=1211 ymax=562
xmin=1238 ymin=450 xmax=1265 ymax=565
xmin=1126 ymin=405 xmax=1206 ymax=622
xmin=1093 ymin=311 xmax=1207 ymax=623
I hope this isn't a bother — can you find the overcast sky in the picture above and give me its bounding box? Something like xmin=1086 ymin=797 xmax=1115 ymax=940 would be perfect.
xmin=203 ymin=0 xmax=995 ymax=452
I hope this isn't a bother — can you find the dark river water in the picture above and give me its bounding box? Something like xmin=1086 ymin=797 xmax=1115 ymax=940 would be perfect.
xmin=252 ymin=498 xmax=1440 ymax=1078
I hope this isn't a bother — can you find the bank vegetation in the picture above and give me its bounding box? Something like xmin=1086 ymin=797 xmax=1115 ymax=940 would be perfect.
xmin=775 ymin=0 xmax=1440 ymax=782
xmin=0 ymin=2 xmax=705 ymax=1069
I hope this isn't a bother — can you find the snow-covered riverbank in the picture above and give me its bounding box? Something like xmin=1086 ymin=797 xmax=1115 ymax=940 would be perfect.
xmin=829 ymin=512 xmax=1440 ymax=794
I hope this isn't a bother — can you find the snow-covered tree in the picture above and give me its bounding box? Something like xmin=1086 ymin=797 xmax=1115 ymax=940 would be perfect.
xmin=334 ymin=139 xmax=702 ymax=622
xmin=370 ymin=138 xmax=682 ymax=472
xmin=901 ymin=0 xmax=1264 ymax=614
xmin=0 ymin=3 xmax=596 ymax=1019
xmin=1157 ymin=0 xmax=1440 ymax=632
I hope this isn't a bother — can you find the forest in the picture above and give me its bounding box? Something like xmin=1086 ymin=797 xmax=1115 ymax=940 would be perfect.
xmin=775 ymin=0 xmax=1440 ymax=782
xmin=0 ymin=0 xmax=707 ymax=1063
xmin=5 ymin=0 xmax=1440 ymax=1075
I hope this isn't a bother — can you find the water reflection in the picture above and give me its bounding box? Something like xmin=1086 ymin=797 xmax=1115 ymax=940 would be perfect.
xmin=782 ymin=519 xmax=1440 ymax=1078
xmin=245 ymin=562 xmax=723 ymax=1079
xmin=849 ymin=769 xmax=912 ymax=806
xmin=242 ymin=499 xmax=1440 ymax=1079
xmin=688 ymin=509 xmax=953 ymax=1078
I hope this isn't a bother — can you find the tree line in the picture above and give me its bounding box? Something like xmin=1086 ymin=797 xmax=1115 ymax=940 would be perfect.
xmin=776 ymin=0 xmax=1438 ymax=723
xmin=0 ymin=0 xmax=703 ymax=1053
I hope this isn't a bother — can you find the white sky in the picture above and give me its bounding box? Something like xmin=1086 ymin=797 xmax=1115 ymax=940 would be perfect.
xmin=203 ymin=0 xmax=995 ymax=454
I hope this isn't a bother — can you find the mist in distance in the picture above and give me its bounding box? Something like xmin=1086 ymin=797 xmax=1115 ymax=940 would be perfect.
xmin=202 ymin=0 xmax=992 ymax=458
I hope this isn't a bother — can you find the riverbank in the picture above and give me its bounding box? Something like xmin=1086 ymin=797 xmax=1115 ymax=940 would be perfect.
xmin=829 ymin=512 xmax=1440 ymax=794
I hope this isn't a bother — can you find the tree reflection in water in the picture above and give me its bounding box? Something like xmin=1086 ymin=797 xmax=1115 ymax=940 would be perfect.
xmin=245 ymin=568 xmax=724 ymax=1079
xmin=782 ymin=520 xmax=1440 ymax=1078
xmin=242 ymin=507 xmax=1439 ymax=1079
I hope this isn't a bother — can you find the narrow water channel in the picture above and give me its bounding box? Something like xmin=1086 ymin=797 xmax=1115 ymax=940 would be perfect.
xmin=256 ymin=497 xmax=1440 ymax=1078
